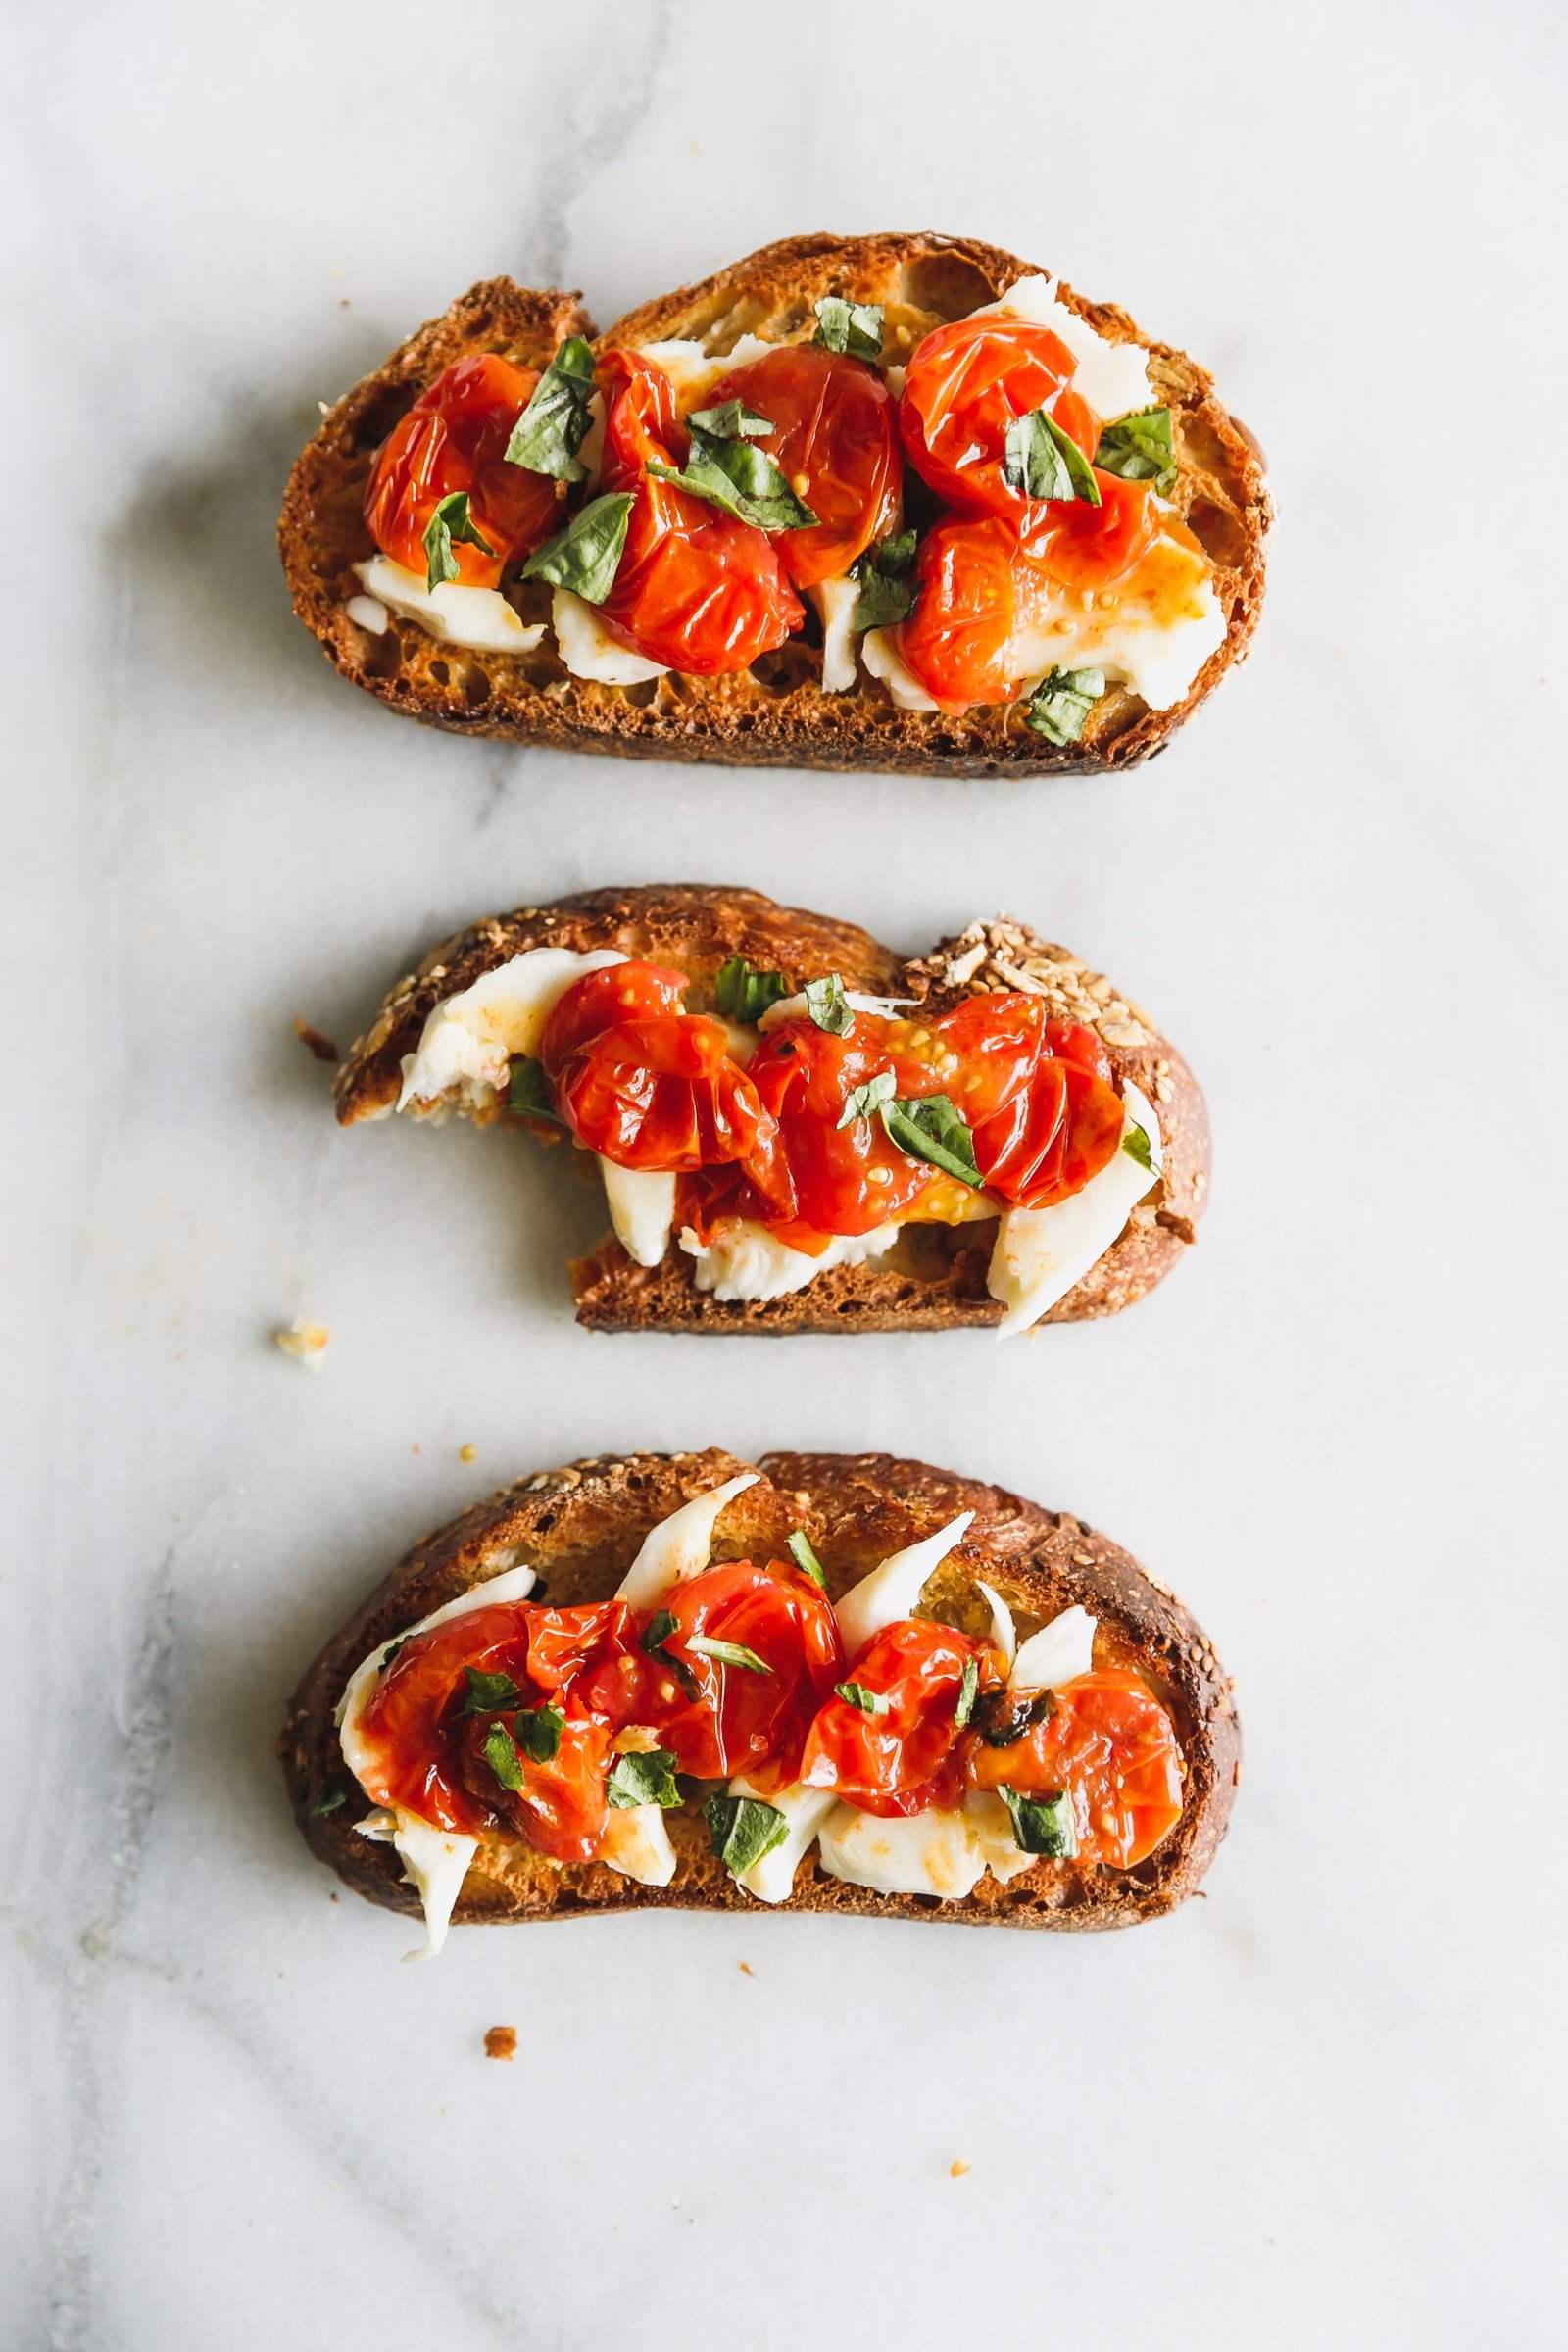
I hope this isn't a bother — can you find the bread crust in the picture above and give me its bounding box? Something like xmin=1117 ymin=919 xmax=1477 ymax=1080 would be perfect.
xmin=278 ymin=233 xmax=1270 ymax=776
xmin=333 ymin=884 xmax=1208 ymax=1335
xmin=279 ymin=1449 xmax=1240 ymax=1933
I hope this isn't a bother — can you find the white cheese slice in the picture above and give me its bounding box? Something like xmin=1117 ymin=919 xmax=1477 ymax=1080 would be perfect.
xmin=883 ymin=364 xmax=907 ymax=398
xmin=756 ymin=988 xmax=913 ymax=1031
xmin=728 ymin=1778 xmax=838 ymax=1904
xmin=599 ymin=1804 xmax=677 ymax=1886
xmin=678 ymin=1218 xmax=902 ymax=1304
xmin=963 ymin=1788 xmax=1040 ymax=1886
xmin=833 ymin=1511 xmax=974 ymax=1663
xmin=1036 ymin=574 xmax=1227 ymax=713
xmin=345 ymin=592 xmax=389 ymax=634
xmin=551 ymin=587 xmax=667 ymax=684
xmin=816 ymin=1802 xmax=986 ymax=1900
xmin=975 ymin=1579 xmax=1016 ymax=1667
xmin=352 ymin=556 xmax=547 ymax=657
xmin=969 ymin=273 xmax=1152 ymax=422
xmin=860 ymin=625 xmax=940 ymax=710
xmin=600 ymin=1160 xmax=676 ymax=1268
xmin=397 ymin=946 xmax=627 ymax=1111
xmin=614 ymin=1473 xmax=760 ymax=1611
xmin=1009 ymin=1604 xmax=1097 ymax=1693
xmin=634 ymin=332 xmax=774 ymax=409
xmin=808 ymin=575 xmax=861 ymax=692
xmin=988 ymin=1080 xmax=1162 ymax=1338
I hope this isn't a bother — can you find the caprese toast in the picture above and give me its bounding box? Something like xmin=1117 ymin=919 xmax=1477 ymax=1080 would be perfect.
xmin=280 ymin=1449 xmax=1240 ymax=1947
xmin=280 ymin=232 xmax=1269 ymax=776
xmin=334 ymin=885 xmax=1208 ymax=1336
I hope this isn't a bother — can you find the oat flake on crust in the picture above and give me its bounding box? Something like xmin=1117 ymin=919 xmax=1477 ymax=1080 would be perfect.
xmin=906 ymin=918 xmax=1156 ymax=1050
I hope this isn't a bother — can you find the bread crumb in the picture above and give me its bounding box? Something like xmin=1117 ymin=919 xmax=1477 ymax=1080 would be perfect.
xmin=460 ymin=1444 xmax=477 ymax=1464
xmin=738 ymin=1961 xmax=754 ymax=1976
xmin=274 ymin=1319 xmax=329 ymax=1369
xmin=484 ymin=2026 xmax=516 ymax=2061
xmin=950 ymin=2159 xmax=971 ymax=2178
xmin=293 ymin=1016 xmax=339 ymax=1063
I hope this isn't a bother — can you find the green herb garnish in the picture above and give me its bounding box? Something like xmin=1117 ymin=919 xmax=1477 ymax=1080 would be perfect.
xmin=704 ymin=1791 xmax=789 ymax=1878
xmin=954 ymin=1655 xmax=979 ymax=1730
xmin=685 ymin=1634 xmax=771 ymax=1675
xmin=641 ymin=1608 xmax=700 ymax=1700
xmin=422 ymin=490 xmax=497 ymax=593
xmin=312 ymin=1783 xmax=348 ymax=1817
xmin=458 ymin=1666 xmax=524 ymax=1718
xmin=879 ymin=1093 xmax=984 ymax=1189
xmin=834 ymin=1681 xmax=891 ymax=1717
xmin=648 ymin=403 xmax=817 ymax=533
xmin=977 ymin=1689 xmax=1055 ymax=1749
xmin=812 ymin=295 xmax=884 ymax=361
xmin=998 ymin=1784 xmax=1078 ymax=1857
xmin=787 ymin=1530 xmax=828 ymax=1591
xmin=1094 ymin=405 xmax=1177 ymax=496
xmin=508 ymin=1057 xmax=565 ymax=1124
xmin=519 ymin=490 xmax=634 ymax=605
xmin=715 ymin=956 xmax=789 ymax=1024
xmin=836 ymin=1069 xmax=897 ymax=1129
xmin=1122 ymin=1120 xmax=1154 ymax=1173
xmin=514 ymin=1703 xmax=564 ymax=1765
xmin=851 ymin=529 xmax=919 ymax=632
xmin=482 ymin=1720 xmax=526 ymax=1792
xmin=606 ymin=1748 xmax=682 ymax=1810
xmin=1023 ymin=665 xmax=1106 ymax=748
xmin=1003 ymin=409 xmax=1102 ymax=507
xmin=804 ymin=973 xmax=853 ymax=1035
xmin=503 ymin=335 xmax=598 ymax=481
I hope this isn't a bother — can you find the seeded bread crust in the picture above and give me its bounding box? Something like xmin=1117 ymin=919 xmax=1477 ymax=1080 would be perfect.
xmin=278 ymin=232 xmax=1269 ymax=776
xmin=279 ymin=1449 xmax=1240 ymax=1934
xmin=333 ymin=884 xmax=1208 ymax=1335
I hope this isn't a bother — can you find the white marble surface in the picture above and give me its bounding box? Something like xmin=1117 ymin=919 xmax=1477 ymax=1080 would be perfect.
xmin=6 ymin=1 xmax=1566 ymax=2343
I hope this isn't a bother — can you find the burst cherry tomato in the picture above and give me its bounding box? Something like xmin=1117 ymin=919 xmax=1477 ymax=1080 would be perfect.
xmin=900 ymin=315 xmax=1100 ymax=522
xmin=735 ymin=1013 xmax=936 ymax=1246
xmin=801 ymin=1619 xmax=1000 ymax=1816
xmin=966 ymin=1016 xmax=1126 ymax=1211
xmin=639 ymin=1559 xmax=843 ymax=1783
xmin=704 ymin=342 xmax=902 ymax=588
xmin=1019 ymin=468 xmax=1159 ymax=593
xmin=363 ymin=354 xmax=563 ymax=585
xmin=892 ymin=514 xmax=1023 ymax=711
xmin=596 ymin=349 xmax=804 ymax=673
xmin=453 ymin=1701 xmax=615 ymax=1865
xmin=968 ymin=1668 xmax=1184 ymax=1866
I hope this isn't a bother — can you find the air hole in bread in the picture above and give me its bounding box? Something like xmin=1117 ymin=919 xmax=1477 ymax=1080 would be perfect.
xmin=1186 ymin=498 xmax=1248 ymax=569
xmin=429 ymin=659 xmax=450 ymax=687
xmin=618 ymin=677 xmax=662 ymax=710
xmin=348 ymin=384 xmax=416 ymax=455
xmin=458 ymin=662 xmax=492 ymax=707
xmin=359 ymin=630 xmax=402 ymax=680
xmin=898 ymin=254 xmax=998 ymax=320
xmin=1180 ymin=416 xmax=1247 ymax=486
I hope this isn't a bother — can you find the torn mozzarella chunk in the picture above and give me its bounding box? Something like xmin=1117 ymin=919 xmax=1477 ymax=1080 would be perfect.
xmin=728 ymin=1778 xmax=837 ymax=1903
xmin=817 ymin=1802 xmax=987 ymax=1900
xmin=833 ymin=1511 xmax=974 ymax=1663
xmin=809 ymin=575 xmax=861 ymax=692
xmin=614 ymin=1473 xmax=760 ymax=1610
xmin=345 ymin=592 xmax=389 ymax=634
xmin=551 ymin=588 xmax=667 ymax=684
xmin=883 ymin=364 xmax=906 ymax=398
xmin=352 ymin=556 xmax=547 ymax=657
xmin=988 ymin=1080 xmax=1161 ymax=1338
xmin=1010 ymin=562 xmax=1226 ymax=714
xmin=599 ymin=1804 xmax=677 ymax=1886
xmin=397 ymin=946 xmax=627 ymax=1112
xmin=679 ymin=1219 xmax=902 ymax=1304
xmin=1009 ymin=1605 xmax=1097 ymax=1693
xmin=634 ymin=332 xmax=774 ymax=409
xmin=600 ymin=1161 xmax=676 ymax=1268
xmin=860 ymin=626 xmax=939 ymax=710
xmin=975 ymin=1579 xmax=1016 ymax=1667
xmin=963 ymin=1788 xmax=1040 ymax=1886
xmin=969 ymin=273 xmax=1152 ymax=422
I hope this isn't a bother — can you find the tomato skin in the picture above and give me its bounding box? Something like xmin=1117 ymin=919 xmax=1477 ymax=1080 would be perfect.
xmin=900 ymin=316 xmax=1100 ymax=523
xmin=704 ymin=343 xmax=902 ymax=588
xmin=967 ymin=1668 xmax=1184 ymax=1866
xmin=893 ymin=514 xmax=1022 ymax=711
xmin=1019 ymin=468 xmax=1158 ymax=593
xmin=968 ymin=1016 xmax=1125 ymax=1211
xmin=801 ymin=1619 xmax=1001 ymax=1816
xmin=596 ymin=349 xmax=805 ymax=673
xmin=363 ymin=354 xmax=562 ymax=585
xmin=454 ymin=1700 xmax=614 ymax=1865
xmin=640 ymin=1559 xmax=844 ymax=1783
xmin=738 ymin=1014 xmax=936 ymax=1242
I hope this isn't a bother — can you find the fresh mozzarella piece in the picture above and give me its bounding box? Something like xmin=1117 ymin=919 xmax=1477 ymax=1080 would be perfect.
xmin=756 ymin=988 xmax=914 ymax=1032
xmin=860 ymin=626 xmax=939 ymax=710
xmin=397 ymin=946 xmax=627 ymax=1111
xmin=634 ymin=332 xmax=774 ymax=409
xmin=678 ymin=1218 xmax=903 ymax=1304
xmin=352 ymin=556 xmax=547 ymax=657
xmin=551 ymin=588 xmax=667 ymax=685
xmin=963 ymin=1788 xmax=1040 ymax=1885
xmin=599 ymin=1160 xmax=676 ymax=1268
xmin=975 ymin=1578 xmax=1016 ymax=1666
xmin=1047 ymin=570 xmax=1226 ymax=712
xmin=1009 ymin=1604 xmax=1097 ymax=1693
xmin=388 ymin=1817 xmax=479 ymax=1960
xmin=809 ymin=576 xmax=861 ymax=692
xmin=988 ymin=1080 xmax=1161 ymax=1338
xmin=833 ymin=1511 xmax=974 ymax=1662
xmin=728 ymin=1778 xmax=838 ymax=1903
xmin=345 ymin=592 xmax=389 ymax=634
xmin=883 ymin=364 xmax=907 ymax=398
xmin=599 ymin=1804 xmax=677 ymax=1887
xmin=970 ymin=273 xmax=1152 ymax=422
xmin=614 ymin=1473 xmax=760 ymax=1610
xmin=817 ymin=1802 xmax=986 ymax=1900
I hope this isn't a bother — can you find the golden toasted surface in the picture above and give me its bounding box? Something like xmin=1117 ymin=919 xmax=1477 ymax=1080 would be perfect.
xmin=279 ymin=1450 xmax=1241 ymax=1934
xmin=278 ymin=233 xmax=1270 ymax=776
xmin=332 ymin=885 xmax=1209 ymax=1335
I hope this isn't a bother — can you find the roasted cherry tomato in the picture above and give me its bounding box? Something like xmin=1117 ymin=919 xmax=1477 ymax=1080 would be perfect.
xmin=966 ymin=1016 xmax=1125 ymax=1211
xmin=539 ymin=960 xmax=792 ymax=1213
xmin=724 ymin=1012 xmax=938 ymax=1248
xmin=363 ymin=354 xmax=563 ymax=585
xmin=1018 ymin=468 xmax=1159 ymax=594
xmin=596 ymin=349 xmax=804 ymax=673
xmin=704 ymin=342 xmax=902 ymax=588
xmin=800 ymin=1618 xmax=1000 ymax=1816
xmin=900 ymin=315 xmax=1100 ymax=522
xmin=454 ymin=1700 xmax=615 ymax=1866
xmin=968 ymin=1668 xmax=1184 ymax=1867
xmin=639 ymin=1558 xmax=843 ymax=1783
xmin=892 ymin=514 xmax=1023 ymax=710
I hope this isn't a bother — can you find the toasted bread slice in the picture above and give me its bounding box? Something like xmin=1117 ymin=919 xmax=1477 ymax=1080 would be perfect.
xmin=279 ymin=232 xmax=1269 ymax=776
xmin=280 ymin=1449 xmax=1240 ymax=1933
xmin=334 ymin=884 xmax=1209 ymax=1335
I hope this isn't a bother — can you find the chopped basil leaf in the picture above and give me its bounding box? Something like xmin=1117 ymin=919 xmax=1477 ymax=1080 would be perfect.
xmin=804 ymin=973 xmax=853 ymax=1035
xmin=458 ymin=1666 xmax=523 ymax=1718
xmin=641 ymin=1608 xmax=699 ymax=1699
xmin=482 ymin=1720 xmax=526 ymax=1792
xmin=514 ymin=1702 xmax=564 ymax=1765
xmin=1122 ymin=1119 xmax=1154 ymax=1173
xmin=685 ymin=1634 xmax=772 ymax=1675
xmin=837 ymin=1069 xmax=897 ymax=1130
xmin=715 ymin=955 xmax=789 ymax=1023
xmin=503 ymin=335 xmax=598 ymax=481
xmin=1024 ymin=665 xmax=1106 ymax=748
xmin=834 ymin=1681 xmax=891 ymax=1717
xmin=508 ymin=1056 xmax=565 ymax=1124
xmin=422 ymin=490 xmax=497 ymax=593
xmin=977 ymin=1688 xmax=1055 ymax=1749
xmin=1003 ymin=409 xmax=1102 ymax=508
xmin=648 ymin=404 xmax=817 ymax=533
xmin=812 ymin=295 xmax=884 ymax=362
xmin=955 ymin=1655 xmax=979 ymax=1729
xmin=312 ymin=1782 xmax=347 ymax=1817
xmin=787 ymin=1529 xmax=828 ymax=1590
xmin=519 ymin=490 xmax=634 ymax=605
xmin=879 ymin=1093 xmax=984 ymax=1189
xmin=685 ymin=398 xmax=772 ymax=441
xmin=704 ymin=1790 xmax=789 ymax=1878
xmin=1094 ymin=405 xmax=1177 ymax=496
xmin=851 ymin=529 xmax=919 ymax=632
xmin=606 ymin=1747 xmax=682 ymax=1810
xmin=998 ymin=1783 xmax=1078 ymax=1858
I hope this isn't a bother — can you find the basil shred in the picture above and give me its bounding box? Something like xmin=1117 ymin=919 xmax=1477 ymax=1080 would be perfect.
xmin=704 ymin=1791 xmax=789 ymax=1877
xmin=503 ymin=335 xmax=598 ymax=481
xmin=998 ymin=1784 xmax=1078 ymax=1858
xmin=421 ymin=490 xmax=496 ymax=593
xmin=1002 ymin=408 xmax=1101 ymax=507
xmin=715 ymin=956 xmax=789 ymax=1023
xmin=647 ymin=400 xmax=817 ymax=533
xmin=520 ymin=491 xmax=634 ymax=605
xmin=851 ymin=530 xmax=919 ymax=633
xmin=606 ymin=1748 xmax=682 ymax=1810
xmin=812 ymin=295 xmax=884 ymax=361
xmin=1094 ymin=405 xmax=1177 ymax=495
